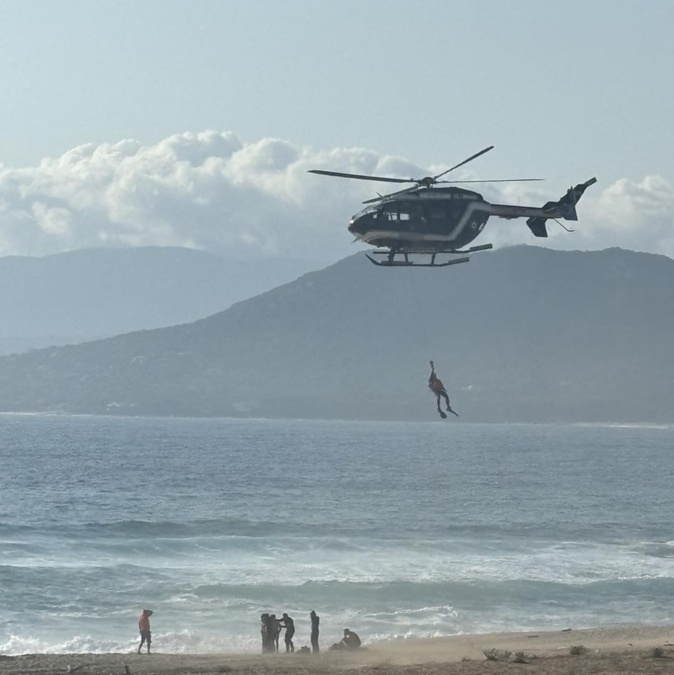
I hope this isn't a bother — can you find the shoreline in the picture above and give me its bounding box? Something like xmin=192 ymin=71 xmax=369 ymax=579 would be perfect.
xmin=2 ymin=625 xmax=673 ymax=675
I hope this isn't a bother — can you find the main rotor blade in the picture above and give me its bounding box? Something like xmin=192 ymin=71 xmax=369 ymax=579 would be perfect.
xmin=432 ymin=145 xmax=494 ymax=180
xmin=362 ymin=185 xmax=419 ymax=204
xmin=308 ymin=169 xmax=412 ymax=184
xmin=436 ymin=178 xmax=544 ymax=184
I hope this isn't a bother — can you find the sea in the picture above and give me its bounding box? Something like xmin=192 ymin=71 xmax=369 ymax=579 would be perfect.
xmin=1 ymin=414 xmax=673 ymax=655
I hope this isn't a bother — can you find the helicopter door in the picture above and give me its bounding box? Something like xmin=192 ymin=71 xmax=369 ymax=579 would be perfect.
xmin=426 ymin=204 xmax=448 ymax=234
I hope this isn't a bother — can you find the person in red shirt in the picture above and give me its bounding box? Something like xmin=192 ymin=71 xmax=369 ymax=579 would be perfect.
xmin=138 ymin=609 xmax=153 ymax=654
xmin=428 ymin=361 xmax=458 ymax=419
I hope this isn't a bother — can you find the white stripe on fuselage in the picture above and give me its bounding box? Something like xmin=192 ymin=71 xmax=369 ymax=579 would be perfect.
xmin=355 ymin=199 xmax=564 ymax=245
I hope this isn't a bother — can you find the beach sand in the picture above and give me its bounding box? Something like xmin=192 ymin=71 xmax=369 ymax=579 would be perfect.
xmin=2 ymin=625 xmax=673 ymax=675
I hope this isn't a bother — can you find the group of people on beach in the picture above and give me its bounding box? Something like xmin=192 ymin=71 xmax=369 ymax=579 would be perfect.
xmin=260 ymin=610 xmax=320 ymax=653
xmin=137 ymin=607 xmax=360 ymax=656
xmin=260 ymin=612 xmax=296 ymax=653
xmin=259 ymin=610 xmax=360 ymax=655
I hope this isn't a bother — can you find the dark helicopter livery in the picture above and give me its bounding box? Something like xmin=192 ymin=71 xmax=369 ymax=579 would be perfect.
xmin=309 ymin=146 xmax=596 ymax=267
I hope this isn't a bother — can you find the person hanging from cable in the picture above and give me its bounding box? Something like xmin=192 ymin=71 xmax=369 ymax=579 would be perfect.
xmin=428 ymin=361 xmax=459 ymax=419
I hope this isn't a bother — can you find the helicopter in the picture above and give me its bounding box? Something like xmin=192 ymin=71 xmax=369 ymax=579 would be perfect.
xmin=309 ymin=146 xmax=596 ymax=267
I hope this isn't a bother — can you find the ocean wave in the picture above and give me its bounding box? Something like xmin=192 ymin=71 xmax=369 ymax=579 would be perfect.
xmin=2 ymin=535 xmax=674 ymax=589
xmin=4 ymin=516 xmax=666 ymax=544
xmin=0 ymin=630 xmax=259 ymax=656
xmin=641 ymin=541 xmax=674 ymax=558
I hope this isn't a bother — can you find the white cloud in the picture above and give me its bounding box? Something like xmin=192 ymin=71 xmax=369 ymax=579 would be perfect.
xmin=0 ymin=131 xmax=672 ymax=261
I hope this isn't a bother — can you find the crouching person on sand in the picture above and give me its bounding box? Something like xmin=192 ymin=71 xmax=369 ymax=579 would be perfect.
xmin=330 ymin=628 xmax=361 ymax=650
xmin=341 ymin=628 xmax=361 ymax=649
xmin=138 ymin=609 xmax=153 ymax=654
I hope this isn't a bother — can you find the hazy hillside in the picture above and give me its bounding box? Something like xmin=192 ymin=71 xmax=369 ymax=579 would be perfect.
xmin=0 ymin=246 xmax=315 ymax=353
xmin=0 ymin=246 xmax=672 ymax=423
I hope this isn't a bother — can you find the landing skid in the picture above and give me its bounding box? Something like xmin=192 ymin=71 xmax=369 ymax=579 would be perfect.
xmin=366 ymin=254 xmax=469 ymax=267
xmin=365 ymin=243 xmax=493 ymax=268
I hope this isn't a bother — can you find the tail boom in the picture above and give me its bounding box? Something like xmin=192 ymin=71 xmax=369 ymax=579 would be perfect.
xmin=487 ymin=177 xmax=597 ymax=238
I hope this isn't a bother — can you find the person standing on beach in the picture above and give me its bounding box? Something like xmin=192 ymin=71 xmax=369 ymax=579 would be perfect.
xmin=260 ymin=613 xmax=270 ymax=653
xmin=137 ymin=609 xmax=153 ymax=654
xmin=310 ymin=610 xmax=319 ymax=653
xmin=280 ymin=612 xmax=295 ymax=653
xmin=270 ymin=614 xmax=281 ymax=651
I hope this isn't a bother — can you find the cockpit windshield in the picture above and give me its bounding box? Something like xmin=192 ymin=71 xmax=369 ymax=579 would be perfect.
xmin=353 ymin=203 xmax=379 ymax=219
xmin=353 ymin=202 xmax=423 ymax=221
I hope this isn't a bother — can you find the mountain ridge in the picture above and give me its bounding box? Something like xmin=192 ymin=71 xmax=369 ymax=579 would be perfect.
xmin=0 ymin=246 xmax=316 ymax=353
xmin=0 ymin=245 xmax=672 ymax=422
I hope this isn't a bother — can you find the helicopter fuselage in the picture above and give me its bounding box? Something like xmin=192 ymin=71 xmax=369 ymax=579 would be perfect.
xmin=348 ymin=187 xmax=490 ymax=252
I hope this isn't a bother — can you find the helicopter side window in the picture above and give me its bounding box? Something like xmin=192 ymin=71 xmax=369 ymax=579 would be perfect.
xmin=379 ymin=204 xmax=421 ymax=230
xmin=398 ymin=203 xmax=423 ymax=221
xmin=380 ymin=205 xmax=399 ymax=221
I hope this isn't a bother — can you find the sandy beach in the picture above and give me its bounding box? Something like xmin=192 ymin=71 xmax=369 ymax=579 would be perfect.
xmin=2 ymin=625 xmax=673 ymax=675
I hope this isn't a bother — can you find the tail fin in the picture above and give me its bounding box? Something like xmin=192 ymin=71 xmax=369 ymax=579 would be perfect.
xmin=526 ymin=216 xmax=549 ymax=238
xmin=526 ymin=177 xmax=597 ymax=237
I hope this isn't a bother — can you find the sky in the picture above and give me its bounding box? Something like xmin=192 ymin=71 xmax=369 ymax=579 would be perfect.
xmin=1 ymin=0 xmax=673 ymax=265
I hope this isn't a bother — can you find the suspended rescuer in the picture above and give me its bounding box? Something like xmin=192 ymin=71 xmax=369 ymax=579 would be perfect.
xmin=428 ymin=361 xmax=458 ymax=419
